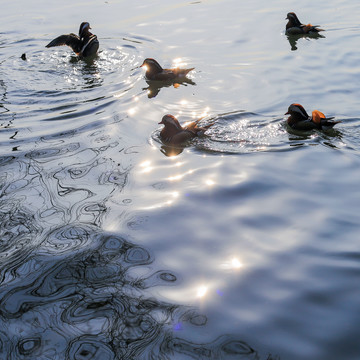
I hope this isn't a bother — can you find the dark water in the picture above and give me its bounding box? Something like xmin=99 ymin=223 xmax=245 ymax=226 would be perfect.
xmin=1 ymin=1 xmax=360 ymax=359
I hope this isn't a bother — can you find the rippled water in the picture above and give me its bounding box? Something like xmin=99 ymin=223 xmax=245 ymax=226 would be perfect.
xmin=1 ymin=0 xmax=360 ymax=359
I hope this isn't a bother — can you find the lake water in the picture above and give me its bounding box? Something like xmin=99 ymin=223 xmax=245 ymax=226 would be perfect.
xmin=1 ymin=0 xmax=360 ymax=359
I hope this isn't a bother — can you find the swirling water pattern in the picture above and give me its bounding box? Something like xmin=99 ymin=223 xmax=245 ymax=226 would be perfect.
xmin=1 ymin=0 xmax=360 ymax=359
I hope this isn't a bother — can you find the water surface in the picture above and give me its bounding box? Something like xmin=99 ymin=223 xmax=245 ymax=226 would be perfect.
xmin=1 ymin=0 xmax=360 ymax=359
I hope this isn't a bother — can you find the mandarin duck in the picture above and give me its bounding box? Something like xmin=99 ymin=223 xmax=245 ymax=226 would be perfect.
xmin=285 ymin=103 xmax=341 ymax=131
xmin=46 ymin=22 xmax=99 ymax=58
xmin=141 ymin=58 xmax=194 ymax=81
xmin=159 ymin=114 xmax=214 ymax=145
xmin=285 ymin=12 xmax=324 ymax=35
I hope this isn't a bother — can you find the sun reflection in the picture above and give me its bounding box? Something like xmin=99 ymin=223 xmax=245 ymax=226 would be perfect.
xmin=140 ymin=161 xmax=151 ymax=167
xmin=172 ymin=191 xmax=179 ymax=198
xmin=205 ymin=179 xmax=215 ymax=186
xmin=141 ymin=64 xmax=149 ymax=72
xmin=168 ymin=174 xmax=184 ymax=181
xmin=173 ymin=57 xmax=185 ymax=68
xmin=167 ymin=168 xmax=194 ymax=182
xmin=140 ymin=167 xmax=152 ymax=173
xmin=220 ymin=257 xmax=244 ymax=271
xmin=127 ymin=107 xmax=137 ymax=116
xmin=201 ymin=107 xmax=210 ymax=118
xmin=231 ymin=257 xmax=243 ymax=269
xmin=139 ymin=160 xmax=153 ymax=173
xmin=197 ymin=285 xmax=208 ymax=298
xmin=141 ymin=200 xmax=175 ymax=211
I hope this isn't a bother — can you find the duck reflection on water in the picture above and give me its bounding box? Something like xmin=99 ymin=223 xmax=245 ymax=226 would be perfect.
xmin=286 ymin=32 xmax=325 ymax=51
xmin=143 ymin=77 xmax=195 ymax=98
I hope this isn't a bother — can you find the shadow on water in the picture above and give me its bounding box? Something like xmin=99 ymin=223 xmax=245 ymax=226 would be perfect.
xmin=142 ymin=77 xmax=196 ymax=99
xmin=160 ymin=143 xmax=186 ymax=157
xmin=285 ymin=33 xmax=325 ymax=51
xmin=0 ymin=145 xmax=278 ymax=359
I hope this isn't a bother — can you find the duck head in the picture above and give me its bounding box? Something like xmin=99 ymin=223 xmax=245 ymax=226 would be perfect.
xmin=141 ymin=58 xmax=163 ymax=77
xmin=159 ymin=114 xmax=182 ymax=130
xmin=285 ymin=103 xmax=309 ymax=123
xmin=79 ymin=22 xmax=91 ymax=38
xmin=286 ymin=12 xmax=302 ymax=27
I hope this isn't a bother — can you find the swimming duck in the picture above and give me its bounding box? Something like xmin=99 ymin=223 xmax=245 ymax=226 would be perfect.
xmin=46 ymin=22 xmax=99 ymax=58
xmin=285 ymin=12 xmax=324 ymax=35
xmin=285 ymin=103 xmax=341 ymax=130
xmin=159 ymin=114 xmax=214 ymax=145
xmin=141 ymin=58 xmax=194 ymax=81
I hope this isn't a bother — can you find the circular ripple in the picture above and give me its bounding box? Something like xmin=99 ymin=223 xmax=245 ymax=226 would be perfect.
xmin=124 ymin=246 xmax=151 ymax=265
xmin=102 ymin=236 xmax=125 ymax=251
xmin=68 ymin=337 xmax=115 ymax=360
xmin=18 ymin=337 xmax=41 ymax=356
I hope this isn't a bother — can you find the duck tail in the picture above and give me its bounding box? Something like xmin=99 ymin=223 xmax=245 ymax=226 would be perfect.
xmin=184 ymin=67 xmax=195 ymax=75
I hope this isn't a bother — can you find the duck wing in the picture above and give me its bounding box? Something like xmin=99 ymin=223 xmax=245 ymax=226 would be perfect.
xmin=168 ymin=129 xmax=199 ymax=144
xmin=184 ymin=121 xmax=214 ymax=136
xmin=290 ymin=118 xmax=317 ymax=131
xmin=286 ymin=27 xmax=306 ymax=35
xmin=150 ymin=70 xmax=177 ymax=81
xmin=312 ymin=110 xmax=340 ymax=129
xmin=46 ymin=33 xmax=82 ymax=54
xmin=301 ymin=24 xmax=324 ymax=33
